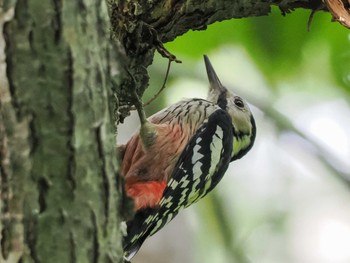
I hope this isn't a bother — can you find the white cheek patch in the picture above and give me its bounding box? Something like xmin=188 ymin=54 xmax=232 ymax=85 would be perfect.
xmin=227 ymin=104 xmax=252 ymax=134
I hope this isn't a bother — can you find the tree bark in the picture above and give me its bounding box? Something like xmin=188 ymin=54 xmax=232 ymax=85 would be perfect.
xmin=1 ymin=1 xmax=122 ymax=262
xmin=0 ymin=0 xmax=333 ymax=263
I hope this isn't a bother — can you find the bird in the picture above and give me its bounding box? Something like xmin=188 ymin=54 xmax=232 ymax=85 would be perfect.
xmin=119 ymin=55 xmax=256 ymax=261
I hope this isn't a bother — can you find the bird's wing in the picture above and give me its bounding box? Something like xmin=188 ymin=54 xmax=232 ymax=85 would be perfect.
xmin=123 ymin=108 xmax=233 ymax=260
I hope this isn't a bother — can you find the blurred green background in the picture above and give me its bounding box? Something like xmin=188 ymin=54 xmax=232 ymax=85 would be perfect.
xmin=118 ymin=7 xmax=350 ymax=263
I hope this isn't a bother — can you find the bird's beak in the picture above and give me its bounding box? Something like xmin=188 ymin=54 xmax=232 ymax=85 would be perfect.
xmin=204 ymin=55 xmax=226 ymax=93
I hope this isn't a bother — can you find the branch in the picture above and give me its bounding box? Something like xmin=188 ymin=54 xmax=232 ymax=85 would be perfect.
xmin=324 ymin=0 xmax=350 ymax=29
xmin=110 ymin=0 xmax=335 ymax=122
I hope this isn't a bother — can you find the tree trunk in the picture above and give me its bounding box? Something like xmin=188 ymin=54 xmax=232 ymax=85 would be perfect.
xmin=0 ymin=0 xmax=333 ymax=262
xmin=1 ymin=1 xmax=122 ymax=262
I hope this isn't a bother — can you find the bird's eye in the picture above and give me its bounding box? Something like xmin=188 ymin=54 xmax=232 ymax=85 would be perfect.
xmin=234 ymin=97 xmax=244 ymax=108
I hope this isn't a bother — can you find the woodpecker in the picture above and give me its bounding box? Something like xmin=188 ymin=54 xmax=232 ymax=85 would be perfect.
xmin=120 ymin=55 xmax=256 ymax=260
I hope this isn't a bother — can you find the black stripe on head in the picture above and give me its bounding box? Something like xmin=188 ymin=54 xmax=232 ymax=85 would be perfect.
xmin=217 ymin=88 xmax=228 ymax=110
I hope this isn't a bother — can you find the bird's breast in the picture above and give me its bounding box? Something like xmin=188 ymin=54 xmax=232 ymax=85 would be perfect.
xmin=121 ymin=99 xmax=222 ymax=209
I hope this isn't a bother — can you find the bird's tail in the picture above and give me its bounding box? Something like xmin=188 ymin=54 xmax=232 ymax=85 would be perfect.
xmin=122 ymin=207 xmax=156 ymax=261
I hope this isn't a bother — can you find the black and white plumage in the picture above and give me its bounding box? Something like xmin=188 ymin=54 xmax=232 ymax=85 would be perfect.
xmin=121 ymin=56 xmax=256 ymax=260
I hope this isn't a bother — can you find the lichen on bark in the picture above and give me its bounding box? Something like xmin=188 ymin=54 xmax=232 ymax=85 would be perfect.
xmin=1 ymin=1 xmax=122 ymax=262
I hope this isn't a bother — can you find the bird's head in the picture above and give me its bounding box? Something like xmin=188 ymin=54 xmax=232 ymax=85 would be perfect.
xmin=204 ymin=55 xmax=256 ymax=160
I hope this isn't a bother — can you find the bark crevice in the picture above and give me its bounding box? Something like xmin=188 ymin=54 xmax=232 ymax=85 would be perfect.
xmin=95 ymin=125 xmax=110 ymax=234
xmin=28 ymin=115 xmax=38 ymax=155
xmin=0 ymin=129 xmax=9 ymax=218
xmin=69 ymin=231 xmax=76 ymax=263
xmin=0 ymin=223 xmax=10 ymax=259
xmin=52 ymin=0 xmax=63 ymax=45
xmin=37 ymin=177 xmax=49 ymax=214
xmin=66 ymin=48 xmax=76 ymax=193
xmin=3 ymin=22 xmax=20 ymax=119
xmin=24 ymin=214 xmax=40 ymax=263
xmin=91 ymin=210 xmax=99 ymax=263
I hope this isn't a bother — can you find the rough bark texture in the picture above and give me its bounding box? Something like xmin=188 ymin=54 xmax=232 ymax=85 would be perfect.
xmin=0 ymin=0 xmax=333 ymax=263
xmin=1 ymin=1 xmax=122 ymax=262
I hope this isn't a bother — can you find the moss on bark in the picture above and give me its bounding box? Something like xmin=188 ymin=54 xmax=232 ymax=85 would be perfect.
xmin=1 ymin=1 xmax=122 ymax=262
